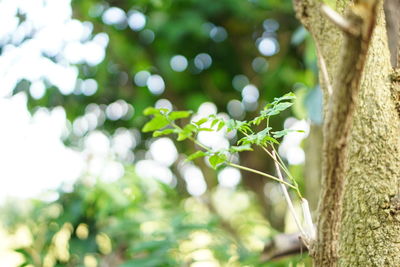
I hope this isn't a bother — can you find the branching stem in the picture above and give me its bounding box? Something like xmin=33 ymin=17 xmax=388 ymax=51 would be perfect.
xmin=262 ymin=145 xmax=302 ymax=198
xmin=272 ymin=151 xmax=309 ymax=245
xmin=239 ymin=131 xmax=302 ymax=198
xmin=171 ymin=121 xmax=297 ymax=189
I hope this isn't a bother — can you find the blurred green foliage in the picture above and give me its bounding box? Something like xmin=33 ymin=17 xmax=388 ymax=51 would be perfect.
xmin=3 ymin=169 xmax=310 ymax=266
xmin=25 ymin=0 xmax=316 ymax=130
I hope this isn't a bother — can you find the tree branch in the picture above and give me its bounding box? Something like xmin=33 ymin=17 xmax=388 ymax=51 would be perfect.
xmin=321 ymin=5 xmax=360 ymax=36
xmin=261 ymin=233 xmax=307 ymax=261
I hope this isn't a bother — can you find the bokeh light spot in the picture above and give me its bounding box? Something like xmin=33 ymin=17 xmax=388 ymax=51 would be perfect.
xmin=232 ymin=75 xmax=249 ymax=91
xmin=210 ymin=26 xmax=228 ymax=42
xmin=134 ymin=70 xmax=150 ymax=87
xmin=227 ymin=99 xmax=245 ymax=119
xmin=170 ymin=55 xmax=188 ymax=72
xmin=194 ymin=53 xmax=212 ymax=71
xmin=155 ymin=99 xmax=173 ymax=111
xmin=30 ymin=80 xmax=46 ymax=99
xmin=128 ymin=11 xmax=146 ymax=31
xmin=139 ymin=29 xmax=155 ymax=44
xmin=146 ymin=74 xmax=165 ymax=95
xmin=102 ymin=7 xmax=126 ymax=25
xmin=263 ymin=19 xmax=279 ymax=32
xmin=252 ymin=57 xmax=268 ymax=73
xmin=81 ymin=79 xmax=98 ymax=96
xmin=258 ymin=37 xmax=279 ymax=56
xmin=241 ymin=84 xmax=259 ymax=102
xmin=150 ymin=138 xmax=178 ymax=167
xmin=218 ymin=167 xmax=241 ymax=188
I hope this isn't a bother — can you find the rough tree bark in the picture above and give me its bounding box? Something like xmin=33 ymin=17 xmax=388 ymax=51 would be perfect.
xmin=293 ymin=0 xmax=400 ymax=266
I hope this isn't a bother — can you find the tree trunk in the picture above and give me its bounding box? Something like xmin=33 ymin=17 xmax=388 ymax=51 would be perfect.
xmin=294 ymin=0 xmax=400 ymax=265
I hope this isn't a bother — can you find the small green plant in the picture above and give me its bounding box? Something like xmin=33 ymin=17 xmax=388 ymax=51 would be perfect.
xmin=142 ymin=93 xmax=315 ymax=246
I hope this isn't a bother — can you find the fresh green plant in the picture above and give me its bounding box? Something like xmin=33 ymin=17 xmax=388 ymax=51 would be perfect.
xmin=143 ymin=93 xmax=299 ymax=192
xmin=142 ymin=93 xmax=316 ymax=245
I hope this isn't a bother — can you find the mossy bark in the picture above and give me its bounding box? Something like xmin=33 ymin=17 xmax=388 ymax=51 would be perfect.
xmin=294 ymin=0 xmax=400 ymax=265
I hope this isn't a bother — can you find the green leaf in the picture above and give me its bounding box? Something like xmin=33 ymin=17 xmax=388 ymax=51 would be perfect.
xmin=186 ymin=151 xmax=207 ymax=161
xmin=272 ymin=92 xmax=296 ymax=104
xmin=184 ymin=123 xmax=198 ymax=133
xmin=260 ymin=92 xmax=296 ymax=117
xmin=229 ymin=144 xmax=253 ymax=153
xmin=257 ymin=127 xmax=272 ymax=136
xmin=169 ymin=110 xmax=192 ymax=120
xmin=211 ymin=118 xmax=219 ymax=128
xmin=261 ymin=109 xmax=278 ymax=116
xmin=237 ymin=136 xmax=253 ymax=145
xmin=264 ymin=102 xmax=293 ymax=116
xmin=275 ymin=102 xmax=294 ymax=112
xmin=255 ymin=127 xmax=277 ymax=144
xmin=237 ymin=127 xmax=277 ymax=146
xmin=263 ymin=135 xmax=279 ymax=144
xmin=177 ymin=131 xmax=191 ymax=141
xmin=226 ymin=119 xmax=235 ymax=132
xmin=194 ymin=118 xmax=208 ymax=126
xmin=153 ymin=128 xmax=175 ymax=137
xmin=199 ymin=128 xmax=213 ymax=132
xmin=143 ymin=107 xmax=160 ymax=116
xmin=15 ymin=248 xmax=34 ymax=263
xmin=209 ymin=154 xmax=226 ymax=169
xmin=143 ymin=107 xmax=169 ymax=116
xmin=217 ymin=121 xmax=225 ymax=131
xmin=176 ymin=123 xmax=199 ymax=141
xmin=226 ymin=120 xmax=251 ymax=133
xmin=250 ymin=116 xmax=264 ymax=125
xmin=272 ymin=129 xmax=305 ymax=138
xmin=142 ymin=115 xmax=170 ymax=132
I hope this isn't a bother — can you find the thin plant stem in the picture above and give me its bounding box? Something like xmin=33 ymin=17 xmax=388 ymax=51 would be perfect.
xmin=189 ymin=136 xmax=210 ymax=151
xmin=272 ymin=150 xmax=308 ymax=242
xmin=261 ymin=146 xmax=294 ymax=180
xmin=227 ymin=162 xmax=297 ymax=189
xmin=239 ymin=131 xmax=301 ymax=196
xmin=261 ymin=145 xmax=302 ymax=198
xmin=271 ymin=144 xmax=301 ymax=191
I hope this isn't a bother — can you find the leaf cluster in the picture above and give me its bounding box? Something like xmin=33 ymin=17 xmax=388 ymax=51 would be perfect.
xmin=142 ymin=93 xmax=303 ymax=170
